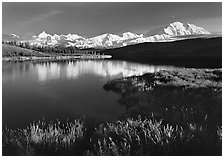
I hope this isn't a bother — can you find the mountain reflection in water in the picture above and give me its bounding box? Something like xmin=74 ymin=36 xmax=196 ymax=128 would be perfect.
xmin=3 ymin=60 xmax=176 ymax=83
xmin=2 ymin=60 xmax=176 ymax=129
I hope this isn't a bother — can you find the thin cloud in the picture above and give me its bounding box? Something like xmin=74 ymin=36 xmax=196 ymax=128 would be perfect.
xmin=22 ymin=10 xmax=62 ymax=24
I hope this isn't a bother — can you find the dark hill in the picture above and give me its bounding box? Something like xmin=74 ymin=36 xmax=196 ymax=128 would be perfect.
xmin=102 ymin=37 xmax=222 ymax=68
xmin=2 ymin=44 xmax=50 ymax=57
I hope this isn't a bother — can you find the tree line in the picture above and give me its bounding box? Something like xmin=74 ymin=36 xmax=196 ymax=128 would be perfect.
xmin=2 ymin=40 xmax=100 ymax=55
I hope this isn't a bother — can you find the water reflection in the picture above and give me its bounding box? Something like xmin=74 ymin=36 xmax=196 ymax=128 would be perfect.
xmin=36 ymin=63 xmax=61 ymax=82
xmin=3 ymin=60 xmax=176 ymax=83
xmin=3 ymin=60 xmax=178 ymax=129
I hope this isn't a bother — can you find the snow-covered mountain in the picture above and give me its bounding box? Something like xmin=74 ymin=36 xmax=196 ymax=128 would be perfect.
xmin=109 ymin=22 xmax=211 ymax=47
xmin=4 ymin=22 xmax=212 ymax=49
xmin=27 ymin=31 xmax=143 ymax=48
xmin=145 ymin=22 xmax=210 ymax=37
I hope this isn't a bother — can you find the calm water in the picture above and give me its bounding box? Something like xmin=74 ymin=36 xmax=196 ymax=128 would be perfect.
xmin=2 ymin=60 xmax=176 ymax=129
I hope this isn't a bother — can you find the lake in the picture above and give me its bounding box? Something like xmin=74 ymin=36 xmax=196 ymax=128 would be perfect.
xmin=2 ymin=60 xmax=176 ymax=129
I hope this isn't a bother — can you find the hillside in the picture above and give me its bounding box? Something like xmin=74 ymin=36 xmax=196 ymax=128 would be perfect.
xmin=102 ymin=37 xmax=222 ymax=68
xmin=2 ymin=44 xmax=50 ymax=57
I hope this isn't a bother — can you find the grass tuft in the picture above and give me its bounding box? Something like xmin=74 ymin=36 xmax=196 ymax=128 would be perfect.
xmin=3 ymin=119 xmax=85 ymax=155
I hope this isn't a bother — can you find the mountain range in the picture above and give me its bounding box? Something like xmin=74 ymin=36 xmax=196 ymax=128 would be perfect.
xmin=3 ymin=22 xmax=215 ymax=49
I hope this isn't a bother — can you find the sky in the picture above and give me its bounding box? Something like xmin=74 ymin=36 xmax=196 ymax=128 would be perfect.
xmin=2 ymin=2 xmax=222 ymax=38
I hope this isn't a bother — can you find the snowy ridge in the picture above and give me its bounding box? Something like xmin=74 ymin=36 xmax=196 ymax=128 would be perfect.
xmin=163 ymin=22 xmax=210 ymax=36
xmin=10 ymin=22 xmax=211 ymax=48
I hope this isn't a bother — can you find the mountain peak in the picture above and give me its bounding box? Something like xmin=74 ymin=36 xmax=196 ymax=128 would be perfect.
xmin=145 ymin=21 xmax=210 ymax=38
xmin=38 ymin=31 xmax=50 ymax=38
xmin=166 ymin=21 xmax=210 ymax=36
xmin=170 ymin=21 xmax=184 ymax=26
xmin=65 ymin=33 xmax=83 ymax=40
xmin=122 ymin=32 xmax=140 ymax=40
xmin=40 ymin=31 xmax=47 ymax=35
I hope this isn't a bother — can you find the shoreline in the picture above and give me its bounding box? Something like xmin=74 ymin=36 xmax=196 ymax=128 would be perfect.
xmin=104 ymin=68 xmax=222 ymax=92
xmin=2 ymin=54 xmax=112 ymax=61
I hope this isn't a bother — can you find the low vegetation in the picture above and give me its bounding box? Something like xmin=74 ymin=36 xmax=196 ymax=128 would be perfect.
xmin=2 ymin=42 xmax=103 ymax=57
xmin=2 ymin=44 xmax=49 ymax=57
xmin=3 ymin=119 xmax=85 ymax=156
xmin=103 ymin=68 xmax=222 ymax=155
xmin=3 ymin=116 xmax=221 ymax=156
xmin=89 ymin=116 xmax=221 ymax=156
xmin=104 ymin=68 xmax=222 ymax=91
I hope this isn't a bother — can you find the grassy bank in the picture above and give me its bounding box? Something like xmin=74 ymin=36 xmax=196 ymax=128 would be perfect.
xmin=3 ymin=116 xmax=222 ymax=156
xmin=104 ymin=68 xmax=221 ymax=124
xmin=103 ymin=68 xmax=222 ymax=155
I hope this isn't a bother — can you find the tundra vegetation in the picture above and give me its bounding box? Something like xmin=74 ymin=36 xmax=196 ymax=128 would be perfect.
xmin=3 ymin=68 xmax=222 ymax=155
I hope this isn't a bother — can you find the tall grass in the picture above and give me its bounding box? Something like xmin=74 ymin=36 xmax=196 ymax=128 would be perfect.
xmin=89 ymin=116 xmax=221 ymax=156
xmin=2 ymin=116 xmax=221 ymax=156
xmin=3 ymin=119 xmax=85 ymax=155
